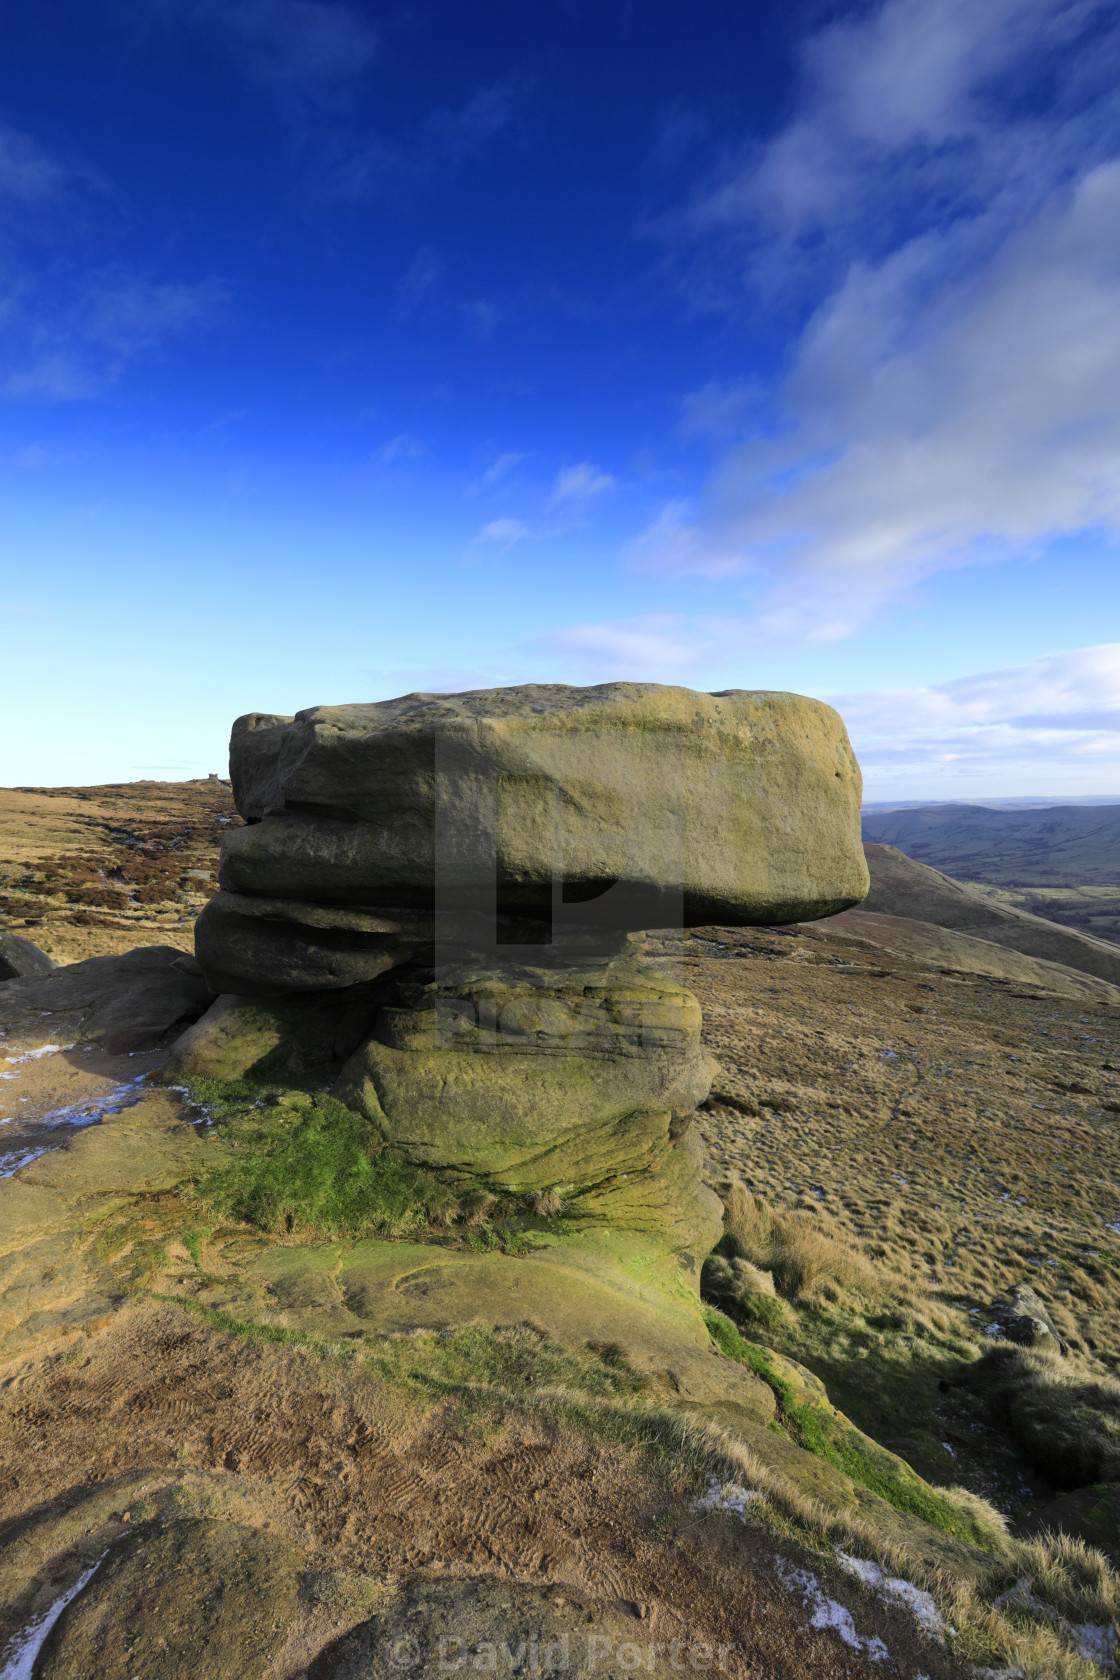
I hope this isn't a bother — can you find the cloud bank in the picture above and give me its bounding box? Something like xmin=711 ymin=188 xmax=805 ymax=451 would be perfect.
xmin=637 ymin=0 xmax=1120 ymax=641
xmin=830 ymin=643 xmax=1120 ymax=796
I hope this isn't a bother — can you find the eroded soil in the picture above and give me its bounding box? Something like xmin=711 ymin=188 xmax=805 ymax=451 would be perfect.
xmin=0 ymin=1303 xmax=963 ymax=1680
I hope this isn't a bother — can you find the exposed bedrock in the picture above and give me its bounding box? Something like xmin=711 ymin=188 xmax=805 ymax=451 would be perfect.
xmin=334 ymin=946 xmax=715 ymax=1183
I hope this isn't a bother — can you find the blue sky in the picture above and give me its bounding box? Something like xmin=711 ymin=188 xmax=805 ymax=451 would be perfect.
xmin=4 ymin=0 xmax=1120 ymax=797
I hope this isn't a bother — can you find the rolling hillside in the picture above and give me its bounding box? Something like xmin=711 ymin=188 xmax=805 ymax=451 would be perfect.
xmin=861 ymin=803 xmax=1120 ymax=944
xmin=861 ymin=801 xmax=1120 ymax=884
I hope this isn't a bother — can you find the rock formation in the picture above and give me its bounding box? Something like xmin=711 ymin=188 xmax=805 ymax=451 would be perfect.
xmin=0 ymin=931 xmax=55 ymax=982
xmin=174 ymin=682 xmax=867 ymax=1269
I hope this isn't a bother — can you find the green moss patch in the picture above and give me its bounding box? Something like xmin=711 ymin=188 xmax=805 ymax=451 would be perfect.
xmin=186 ymin=1083 xmax=453 ymax=1240
xmin=704 ymin=1310 xmax=993 ymax=1547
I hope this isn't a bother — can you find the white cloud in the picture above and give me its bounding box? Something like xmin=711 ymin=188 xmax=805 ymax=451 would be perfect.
xmin=460 ymin=298 xmax=499 ymax=339
xmin=425 ymin=75 xmax=528 ymax=161
xmin=80 ymin=270 xmax=227 ymax=354
xmin=5 ymin=269 xmax=227 ymax=401
xmin=639 ymin=0 xmax=1120 ymax=641
xmin=532 ymin=613 xmax=739 ymax=683
xmin=826 ymin=643 xmax=1120 ymax=796
xmin=325 ymin=77 xmax=527 ymax=200
xmin=0 ymin=124 xmax=76 ymax=203
xmin=397 ymin=247 xmax=442 ymax=313
xmin=473 ymin=517 xmax=531 ymax=549
xmin=678 ymin=381 xmax=760 ymax=443
xmin=551 ymin=461 xmax=615 ymax=503
xmin=470 ymin=451 xmax=526 ymax=494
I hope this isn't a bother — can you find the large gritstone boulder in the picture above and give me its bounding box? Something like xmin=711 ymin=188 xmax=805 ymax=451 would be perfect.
xmin=170 ymin=681 xmax=866 ymax=1284
xmin=219 ymin=682 xmax=866 ymax=925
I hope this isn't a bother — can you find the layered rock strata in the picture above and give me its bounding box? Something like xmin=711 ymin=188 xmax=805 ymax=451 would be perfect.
xmin=176 ymin=682 xmax=867 ymax=1266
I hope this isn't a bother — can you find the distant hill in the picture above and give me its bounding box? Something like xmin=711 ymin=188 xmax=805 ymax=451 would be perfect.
xmin=858 ymin=843 xmax=1120 ymax=987
xmin=861 ymin=801 xmax=1120 ymax=885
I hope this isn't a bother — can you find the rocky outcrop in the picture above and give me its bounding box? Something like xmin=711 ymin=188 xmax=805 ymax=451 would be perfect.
xmin=218 ymin=684 xmax=866 ymax=932
xmin=0 ymin=930 xmax=55 ymax=981
xmin=0 ymin=946 xmax=214 ymax=1054
xmin=172 ymin=682 xmax=867 ymax=1275
xmin=862 ymin=843 xmax=1120 ymax=988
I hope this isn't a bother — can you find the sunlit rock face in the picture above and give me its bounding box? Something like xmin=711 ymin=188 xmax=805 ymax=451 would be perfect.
xmin=179 ymin=682 xmax=866 ymax=1254
xmin=218 ymin=682 xmax=867 ymax=928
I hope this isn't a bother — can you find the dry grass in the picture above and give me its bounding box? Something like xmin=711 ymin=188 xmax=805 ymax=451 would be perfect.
xmin=720 ymin=1183 xmax=881 ymax=1303
xmin=660 ymin=1415 xmax=1117 ymax=1680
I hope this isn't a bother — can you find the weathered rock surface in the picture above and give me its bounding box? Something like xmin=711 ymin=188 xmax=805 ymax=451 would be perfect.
xmin=162 ymin=984 xmax=385 ymax=1084
xmin=862 ymin=843 xmax=1120 ymax=988
xmin=36 ymin=1518 xmax=303 ymax=1680
xmin=312 ymin=1577 xmax=690 ymax=1680
xmin=165 ymin=683 xmax=871 ymax=1296
xmin=194 ymin=890 xmax=426 ymax=994
xmin=336 ymin=948 xmax=715 ymax=1185
xmin=0 ymin=929 xmax=55 ymax=980
xmin=0 ymin=946 xmax=214 ymax=1053
xmin=221 ymin=684 xmax=867 ymax=926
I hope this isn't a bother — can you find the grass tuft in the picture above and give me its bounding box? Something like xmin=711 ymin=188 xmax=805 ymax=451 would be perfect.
xmin=720 ymin=1183 xmax=880 ymax=1302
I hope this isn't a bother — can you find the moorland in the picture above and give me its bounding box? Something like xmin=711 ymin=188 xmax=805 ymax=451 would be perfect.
xmin=1 ymin=779 xmax=1119 ymax=1680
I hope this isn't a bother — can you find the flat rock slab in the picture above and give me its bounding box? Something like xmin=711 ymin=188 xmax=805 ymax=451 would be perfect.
xmin=311 ymin=1577 xmax=695 ymax=1680
xmin=0 ymin=945 xmax=215 ymax=1052
xmin=223 ymin=684 xmax=867 ymax=927
xmin=36 ymin=1518 xmax=303 ymax=1680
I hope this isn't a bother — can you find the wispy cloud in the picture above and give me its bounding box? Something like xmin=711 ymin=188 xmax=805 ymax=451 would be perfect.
xmin=827 ymin=643 xmax=1120 ymax=795
xmin=532 ymin=613 xmax=738 ymax=683
xmin=397 ymin=247 xmax=442 ymax=315
xmin=470 ymin=451 xmax=527 ymax=494
xmin=327 ymin=75 xmax=529 ymax=200
xmin=551 ymin=461 xmax=615 ymax=503
xmin=378 ymin=432 xmax=424 ymax=464
xmin=639 ymin=0 xmax=1120 ymax=642
xmin=473 ymin=517 xmax=532 ymax=549
xmin=0 ymin=123 xmax=85 ymax=204
xmin=5 ymin=268 xmax=227 ymax=401
xmin=425 ymin=74 xmax=529 ymax=162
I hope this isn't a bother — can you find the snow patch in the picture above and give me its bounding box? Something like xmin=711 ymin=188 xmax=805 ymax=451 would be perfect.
xmin=836 ymin=1553 xmax=950 ymax=1638
xmin=0 ymin=1554 xmax=105 ymax=1680
xmin=692 ymin=1478 xmax=760 ymax=1518
xmin=9 ymin=1044 xmax=75 ymax=1063
xmin=774 ymin=1557 xmax=889 ymax=1661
